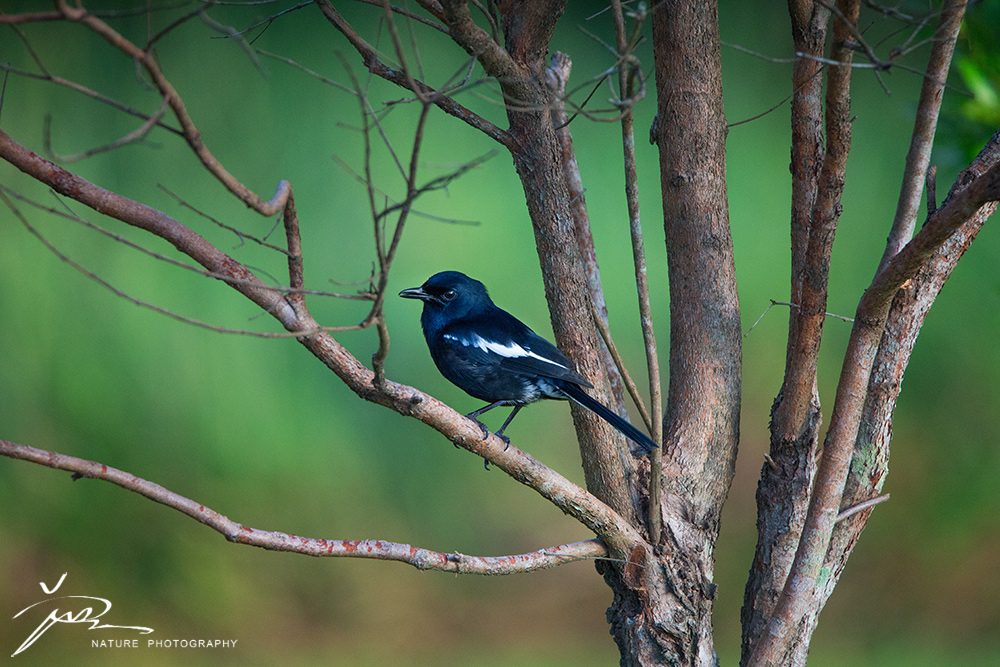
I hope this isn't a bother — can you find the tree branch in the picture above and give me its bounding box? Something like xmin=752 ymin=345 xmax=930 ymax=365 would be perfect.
xmin=750 ymin=154 xmax=1000 ymax=667
xmin=878 ymin=0 xmax=966 ymax=271
xmin=545 ymin=51 xmax=629 ymax=419
xmin=440 ymin=0 xmax=530 ymax=98
xmin=645 ymin=0 xmax=740 ymax=660
xmin=0 ymin=128 xmax=647 ymax=559
xmin=774 ymin=0 xmax=855 ymax=441
xmin=651 ymin=0 xmax=740 ymax=527
xmin=0 ymin=439 xmax=607 ymax=574
xmin=611 ymin=0 xmax=663 ymax=543
xmin=0 ymin=129 xmax=297 ymax=324
xmin=53 ymin=0 xmax=290 ymax=217
xmin=316 ymin=0 xmax=516 ymax=150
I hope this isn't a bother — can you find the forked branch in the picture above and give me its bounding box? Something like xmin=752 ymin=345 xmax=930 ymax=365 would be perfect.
xmin=51 ymin=0 xmax=290 ymax=216
xmin=0 ymin=128 xmax=647 ymax=560
xmin=750 ymin=156 xmax=1000 ymax=667
xmin=317 ymin=0 xmax=516 ymax=150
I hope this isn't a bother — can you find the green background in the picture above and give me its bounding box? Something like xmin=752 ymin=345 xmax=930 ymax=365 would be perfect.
xmin=1 ymin=1 xmax=998 ymax=665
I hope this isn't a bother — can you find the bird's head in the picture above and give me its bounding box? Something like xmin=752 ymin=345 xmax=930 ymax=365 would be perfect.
xmin=399 ymin=271 xmax=492 ymax=324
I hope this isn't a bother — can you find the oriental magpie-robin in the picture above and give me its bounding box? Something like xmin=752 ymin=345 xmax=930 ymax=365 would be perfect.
xmin=399 ymin=271 xmax=655 ymax=453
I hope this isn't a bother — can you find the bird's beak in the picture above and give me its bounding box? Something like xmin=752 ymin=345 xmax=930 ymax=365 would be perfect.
xmin=398 ymin=286 xmax=430 ymax=301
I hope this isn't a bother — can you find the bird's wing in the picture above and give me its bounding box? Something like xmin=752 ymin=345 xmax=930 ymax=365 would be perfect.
xmin=446 ymin=311 xmax=594 ymax=388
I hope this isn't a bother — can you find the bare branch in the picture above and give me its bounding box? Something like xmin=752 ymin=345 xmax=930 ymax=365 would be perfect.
xmin=0 ymin=128 xmax=296 ymax=324
xmin=0 ymin=439 xmax=607 ymax=574
xmin=3 ymin=184 xmax=373 ymax=304
xmin=772 ymin=0 xmax=830 ymax=443
xmin=354 ymin=0 xmax=449 ymax=33
xmin=255 ymin=49 xmax=357 ymax=94
xmin=157 ymin=185 xmax=293 ymax=257
xmin=0 ymin=128 xmax=648 ymax=558
xmin=0 ymin=10 xmax=63 ymax=24
xmin=742 ymin=1 xmax=832 ymax=659
xmin=53 ymin=0 xmax=291 ymax=216
xmin=611 ymin=0 xmax=662 ymax=543
xmin=878 ymin=0 xmax=966 ymax=272
xmin=744 ymin=299 xmax=854 ymax=339
xmin=835 ymin=493 xmax=889 ymax=522
xmin=316 ymin=0 xmax=516 ymax=150
xmin=439 ymin=0 xmax=526 ymax=100
xmin=0 ymin=63 xmax=183 ymax=137
xmin=750 ymin=155 xmax=1000 ymax=667
xmin=44 ymin=97 xmax=169 ymax=163
xmin=1 ymin=191 xmax=304 ymax=337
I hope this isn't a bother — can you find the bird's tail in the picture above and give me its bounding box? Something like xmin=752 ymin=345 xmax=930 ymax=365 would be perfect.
xmin=557 ymin=381 xmax=657 ymax=452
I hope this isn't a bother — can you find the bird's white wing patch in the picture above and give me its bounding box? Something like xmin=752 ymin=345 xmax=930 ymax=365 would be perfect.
xmin=481 ymin=337 xmax=569 ymax=370
xmin=447 ymin=333 xmax=569 ymax=370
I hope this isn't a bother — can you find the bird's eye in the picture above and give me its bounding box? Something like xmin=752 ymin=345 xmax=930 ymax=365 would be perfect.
xmin=442 ymin=289 xmax=457 ymax=301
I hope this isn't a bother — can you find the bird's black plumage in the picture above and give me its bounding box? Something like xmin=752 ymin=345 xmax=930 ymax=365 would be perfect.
xmin=399 ymin=271 xmax=656 ymax=454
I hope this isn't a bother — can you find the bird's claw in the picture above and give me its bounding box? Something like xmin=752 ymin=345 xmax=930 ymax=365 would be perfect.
xmin=483 ymin=433 xmax=511 ymax=470
xmin=496 ymin=432 xmax=511 ymax=450
xmin=465 ymin=413 xmax=512 ymax=462
xmin=466 ymin=416 xmax=491 ymax=440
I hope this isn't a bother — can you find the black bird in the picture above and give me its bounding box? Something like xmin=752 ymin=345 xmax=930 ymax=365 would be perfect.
xmin=399 ymin=271 xmax=656 ymax=454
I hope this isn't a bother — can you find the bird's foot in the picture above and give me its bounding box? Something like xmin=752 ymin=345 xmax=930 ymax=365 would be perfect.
xmin=494 ymin=430 xmax=511 ymax=450
xmin=466 ymin=415 xmax=511 ymax=448
xmin=465 ymin=415 xmax=491 ymax=440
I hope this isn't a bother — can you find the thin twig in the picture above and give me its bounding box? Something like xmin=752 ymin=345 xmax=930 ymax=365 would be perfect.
xmin=2 ymin=191 xmax=324 ymax=338
xmin=318 ymin=0 xmax=516 ymax=150
xmin=54 ymin=0 xmax=291 ymax=216
xmin=353 ymin=0 xmax=449 ymax=33
xmin=1 ymin=185 xmax=370 ymax=301
xmin=611 ymin=0 xmax=662 ymax=545
xmin=744 ymin=299 xmax=854 ymax=339
xmin=0 ymin=62 xmax=183 ymax=136
xmin=836 ymin=493 xmax=890 ymax=522
xmin=43 ymin=97 xmax=169 ymax=163
xmin=729 ymin=65 xmax=826 ymax=128
xmin=157 ymin=185 xmax=292 ymax=256
xmin=220 ymin=1 xmax=312 ymax=39
xmin=591 ymin=307 xmax=653 ymax=434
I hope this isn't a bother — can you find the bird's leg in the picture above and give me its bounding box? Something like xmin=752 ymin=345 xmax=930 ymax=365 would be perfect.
xmin=465 ymin=401 xmax=507 ymax=441
xmin=493 ymin=405 xmax=523 ymax=451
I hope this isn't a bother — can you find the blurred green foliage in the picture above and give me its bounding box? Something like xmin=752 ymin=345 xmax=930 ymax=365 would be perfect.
xmin=0 ymin=1 xmax=998 ymax=665
xmin=940 ymin=0 xmax=1000 ymax=162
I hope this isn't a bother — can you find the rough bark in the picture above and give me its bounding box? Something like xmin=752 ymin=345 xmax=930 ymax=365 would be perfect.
xmin=744 ymin=0 xmax=856 ymax=660
xmin=631 ymin=1 xmax=741 ymax=664
xmin=741 ymin=3 xmax=830 ymax=656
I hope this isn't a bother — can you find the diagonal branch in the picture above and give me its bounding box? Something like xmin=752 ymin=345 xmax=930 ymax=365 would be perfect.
xmin=439 ymin=0 xmax=528 ymax=96
xmin=53 ymin=0 xmax=290 ymax=217
xmin=878 ymin=0 xmax=967 ymax=271
xmin=0 ymin=439 xmax=608 ymax=574
xmin=749 ymin=155 xmax=1000 ymax=667
xmin=0 ymin=128 xmax=646 ymax=560
xmin=316 ymin=0 xmax=516 ymax=150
